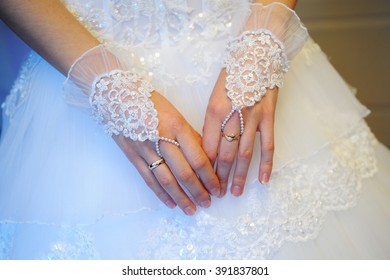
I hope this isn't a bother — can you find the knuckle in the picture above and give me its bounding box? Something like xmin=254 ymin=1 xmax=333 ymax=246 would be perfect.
xmin=219 ymin=152 xmax=235 ymax=166
xmin=159 ymin=176 xmax=174 ymax=189
xmin=176 ymin=197 xmax=192 ymax=209
xmin=205 ymin=175 xmax=219 ymax=188
xmin=220 ymin=178 xmax=229 ymax=185
xmin=178 ymin=170 xmax=196 ymax=184
xmin=204 ymin=148 xmax=217 ymax=162
xmin=155 ymin=189 xmax=169 ymax=201
xmin=262 ymin=142 xmax=275 ymax=153
xmin=238 ymin=148 xmax=253 ymax=161
xmin=208 ymin=102 xmax=225 ymax=117
xmin=261 ymin=106 xmax=274 ymax=116
xmin=262 ymin=163 xmax=273 ymax=171
xmin=192 ymin=156 xmax=209 ymax=170
xmin=143 ymin=176 xmax=155 ymax=187
xmin=233 ymin=175 xmax=246 ymax=187
xmin=170 ymin=116 xmax=186 ymax=132
xmin=261 ymin=157 xmax=274 ymax=168
xmin=194 ymin=194 xmax=210 ymax=205
xmin=121 ymin=143 xmax=137 ymax=158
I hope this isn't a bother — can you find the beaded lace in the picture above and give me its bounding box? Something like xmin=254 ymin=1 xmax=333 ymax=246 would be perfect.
xmin=91 ymin=70 xmax=158 ymax=141
xmin=46 ymin=227 xmax=99 ymax=260
xmin=62 ymin=0 xmax=245 ymax=46
xmin=222 ymin=28 xmax=289 ymax=135
xmin=225 ymin=29 xmax=288 ymax=109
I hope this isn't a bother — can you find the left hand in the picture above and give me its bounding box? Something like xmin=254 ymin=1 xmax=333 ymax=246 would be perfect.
xmin=202 ymin=69 xmax=278 ymax=197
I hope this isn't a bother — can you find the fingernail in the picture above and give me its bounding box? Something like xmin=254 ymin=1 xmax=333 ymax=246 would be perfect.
xmin=219 ymin=183 xmax=227 ymax=197
xmin=184 ymin=206 xmax=196 ymax=216
xmin=211 ymin=187 xmax=220 ymax=197
xmin=231 ymin=185 xmax=241 ymax=197
xmin=165 ymin=199 xmax=176 ymax=209
xmin=260 ymin=173 xmax=269 ymax=184
xmin=200 ymin=199 xmax=211 ymax=208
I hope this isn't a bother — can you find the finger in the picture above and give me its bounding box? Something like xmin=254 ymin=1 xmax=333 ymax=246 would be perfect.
xmin=216 ymin=111 xmax=240 ymax=197
xmin=160 ymin=137 xmax=213 ymax=208
xmin=132 ymin=138 xmax=196 ymax=215
xmin=258 ymin=115 xmax=275 ymax=184
xmin=181 ymin=128 xmax=221 ymax=197
xmin=113 ymin=135 xmax=177 ymax=209
xmin=202 ymin=110 xmax=222 ymax=166
xmin=202 ymin=69 xmax=230 ymax=165
xmin=131 ymin=155 xmax=177 ymax=209
xmin=230 ymin=119 xmax=257 ymax=197
xmin=143 ymin=146 xmax=198 ymax=216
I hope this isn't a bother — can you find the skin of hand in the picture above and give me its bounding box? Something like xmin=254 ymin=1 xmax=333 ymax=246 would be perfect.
xmin=115 ymin=91 xmax=221 ymax=215
xmin=203 ymin=70 xmax=278 ymax=197
xmin=201 ymin=0 xmax=297 ymax=197
xmin=0 ymin=0 xmax=220 ymax=215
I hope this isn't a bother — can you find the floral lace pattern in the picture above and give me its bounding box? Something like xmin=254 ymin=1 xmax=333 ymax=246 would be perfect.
xmin=63 ymin=0 xmax=246 ymax=46
xmin=0 ymin=224 xmax=98 ymax=260
xmin=139 ymin=120 xmax=378 ymax=259
xmin=91 ymin=70 xmax=158 ymax=141
xmin=225 ymin=29 xmax=288 ymax=109
xmin=46 ymin=227 xmax=99 ymax=260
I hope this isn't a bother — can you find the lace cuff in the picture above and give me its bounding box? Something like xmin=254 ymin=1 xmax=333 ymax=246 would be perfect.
xmin=63 ymin=45 xmax=127 ymax=108
xmin=242 ymin=3 xmax=309 ymax=60
xmin=63 ymin=45 xmax=158 ymax=139
xmin=63 ymin=45 xmax=178 ymax=156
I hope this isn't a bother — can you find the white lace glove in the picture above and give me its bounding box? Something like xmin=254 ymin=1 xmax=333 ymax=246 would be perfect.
xmin=64 ymin=45 xmax=179 ymax=159
xmin=222 ymin=3 xmax=308 ymax=138
xmin=64 ymin=45 xmax=221 ymax=214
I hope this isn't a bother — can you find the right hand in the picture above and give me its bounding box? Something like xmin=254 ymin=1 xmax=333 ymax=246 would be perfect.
xmin=114 ymin=91 xmax=221 ymax=215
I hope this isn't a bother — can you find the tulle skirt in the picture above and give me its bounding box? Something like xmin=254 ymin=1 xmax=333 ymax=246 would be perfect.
xmin=1 ymin=38 xmax=389 ymax=259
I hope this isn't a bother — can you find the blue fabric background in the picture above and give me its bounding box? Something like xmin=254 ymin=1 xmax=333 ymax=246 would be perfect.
xmin=0 ymin=21 xmax=31 ymax=133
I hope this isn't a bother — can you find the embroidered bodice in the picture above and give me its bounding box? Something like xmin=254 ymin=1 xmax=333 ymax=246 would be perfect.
xmin=63 ymin=0 xmax=249 ymax=48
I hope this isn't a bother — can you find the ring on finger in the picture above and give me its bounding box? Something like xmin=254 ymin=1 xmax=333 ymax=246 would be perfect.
xmin=222 ymin=132 xmax=240 ymax=142
xmin=149 ymin=158 xmax=165 ymax=171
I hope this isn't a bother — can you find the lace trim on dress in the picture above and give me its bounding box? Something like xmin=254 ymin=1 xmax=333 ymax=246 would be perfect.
xmin=0 ymin=120 xmax=378 ymax=260
xmin=139 ymin=120 xmax=378 ymax=259
xmin=0 ymin=224 xmax=99 ymax=260
xmin=1 ymin=53 xmax=40 ymax=123
xmin=46 ymin=227 xmax=99 ymax=260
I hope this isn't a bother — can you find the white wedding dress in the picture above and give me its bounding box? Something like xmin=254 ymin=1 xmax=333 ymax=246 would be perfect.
xmin=1 ymin=0 xmax=389 ymax=260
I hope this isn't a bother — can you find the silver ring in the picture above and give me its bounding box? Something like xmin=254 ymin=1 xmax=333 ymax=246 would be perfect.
xmin=149 ymin=158 xmax=165 ymax=171
xmin=222 ymin=132 xmax=240 ymax=142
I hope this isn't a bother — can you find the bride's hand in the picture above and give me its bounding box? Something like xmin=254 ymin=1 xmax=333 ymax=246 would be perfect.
xmin=114 ymin=91 xmax=221 ymax=215
xmin=202 ymin=70 xmax=277 ymax=197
